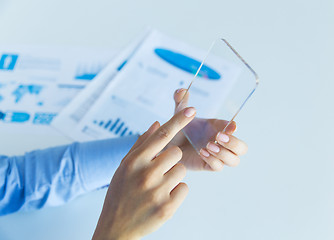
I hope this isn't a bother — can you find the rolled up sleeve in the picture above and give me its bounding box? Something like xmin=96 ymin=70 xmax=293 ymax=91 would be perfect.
xmin=0 ymin=135 xmax=138 ymax=216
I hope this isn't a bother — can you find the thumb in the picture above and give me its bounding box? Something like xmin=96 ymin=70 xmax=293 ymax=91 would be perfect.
xmin=174 ymin=88 xmax=189 ymax=114
xmin=224 ymin=121 xmax=237 ymax=135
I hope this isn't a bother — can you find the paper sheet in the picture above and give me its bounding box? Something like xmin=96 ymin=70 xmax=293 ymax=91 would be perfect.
xmin=58 ymin=30 xmax=241 ymax=141
xmin=0 ymin=46 xmax=116 ymax=135
xmin=51 ymin=30 xmax=150 ymax=136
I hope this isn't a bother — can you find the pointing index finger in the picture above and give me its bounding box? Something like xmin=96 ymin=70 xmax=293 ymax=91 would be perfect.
xmin=138 ymin=107 xmax=196 ymax=160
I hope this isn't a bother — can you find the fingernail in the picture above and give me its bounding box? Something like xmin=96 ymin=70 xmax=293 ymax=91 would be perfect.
xmin=207 ymin=142 xmax=220 ymax=153
xmin=176 ymin=88 xmax=184 ymax=94
xmin=184 ymin=107 xmax=196 ymax=117
xmin=217 ymin=132 xmax=229 ymax=143
xmin=200 ymin=149 xmax=210 ymax=157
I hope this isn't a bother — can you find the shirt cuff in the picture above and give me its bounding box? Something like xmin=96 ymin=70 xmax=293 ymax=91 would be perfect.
xmin=73 ymin=135 xmax=138 ymax=192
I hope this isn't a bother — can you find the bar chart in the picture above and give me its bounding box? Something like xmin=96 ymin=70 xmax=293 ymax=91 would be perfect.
xmin=93 ymin=117 xmax=136 ymax=137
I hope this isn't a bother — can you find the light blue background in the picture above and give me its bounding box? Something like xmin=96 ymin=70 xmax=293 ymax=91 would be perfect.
xmin=0 ymin=0 xmax=333 ymax=239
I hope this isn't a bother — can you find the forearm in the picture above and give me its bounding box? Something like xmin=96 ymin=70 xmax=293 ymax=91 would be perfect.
xmin=0 ymin=135 xmax=138 ymax=216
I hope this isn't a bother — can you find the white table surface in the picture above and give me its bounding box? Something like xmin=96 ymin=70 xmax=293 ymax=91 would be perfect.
xmin=0 ymin=0 xmax=333 ymax=239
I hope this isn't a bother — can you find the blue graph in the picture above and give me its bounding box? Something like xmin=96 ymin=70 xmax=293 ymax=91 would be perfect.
xmin=93 ymin=117 xmax=136 ymax=137
xmin=0 ymin=54 xmax=18 ymax=71
xmin=154 ymin=48 xmax=221 ymax=80
xmin=33 ymin=112 xmax=57 ymax=125
xmin=74 ymin=62 xmax=105 ymax=81
xmin=12 ymin=84 xmax=43 ymax=103
xmin=0 ymin=111 xmax=30 ymax=123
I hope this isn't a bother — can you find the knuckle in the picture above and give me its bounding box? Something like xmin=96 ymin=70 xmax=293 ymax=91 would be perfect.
xmin=211 ymin=161 xmax=224 ymax=171
xmin=157 ymin=203 xmax=174 ymax=221
xmin=157 ymin=127 xmax=170 ymax=140
xmin=230 ymin=156 xmax=240 ymax=167
xmin=148 ymin=189 xmax=163 ymax=204
xmin=219 ymin=149 xmax=240 ymax=167
xmin=137 ymin=133 xmax=145 ymax=142
xmin=122 ymin=158 xmax=136 ymax=174
xmin=219 ymin=149 xmax=230 ymax=160
xmin=232 ymin=138 xmax=248 ymax=156
xmin=139 ymin=171 xmax=155 ymax=190
xmin=169 ymin=146 xmax=183 ymax=160
xmin=179 ymin=182 xmax=189 ymax=193
xmin=174 ymin=163 xmax=186 ymax=176
xmin=241 ymin=143 xmax=249 ymax=155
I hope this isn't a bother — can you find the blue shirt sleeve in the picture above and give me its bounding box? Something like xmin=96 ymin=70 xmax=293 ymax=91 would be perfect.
xmin=0 ymin=135 xmax=138 ymax=216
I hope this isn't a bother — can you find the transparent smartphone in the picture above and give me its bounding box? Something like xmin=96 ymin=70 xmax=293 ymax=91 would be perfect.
xmin=175 ymin=38 xmax=259 ymax=153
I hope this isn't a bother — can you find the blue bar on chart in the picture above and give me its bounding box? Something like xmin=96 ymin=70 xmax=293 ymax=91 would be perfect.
xmin=121 ymin=127 xmax=128 ymax=136
xmin=109 ymin=118 xmax=120 ymax=132
xmin=104 ymin=120 xmax=112 ymax=129
xmin=93 ymin=117 xmax=136 ymax=137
